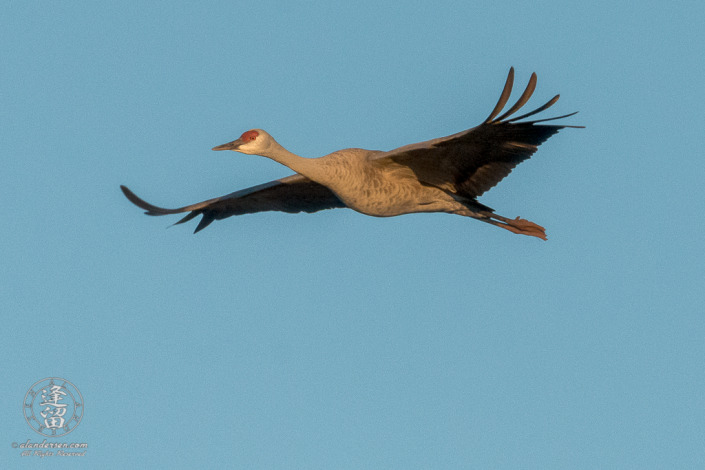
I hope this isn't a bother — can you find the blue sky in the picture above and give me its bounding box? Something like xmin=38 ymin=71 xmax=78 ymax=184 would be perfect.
xmin=2 ymin=1 xmax=704 ymax=468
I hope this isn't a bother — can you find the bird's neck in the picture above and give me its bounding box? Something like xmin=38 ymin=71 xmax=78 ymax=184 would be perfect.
xmin=260 ymin=141 xmax=328 ymax=182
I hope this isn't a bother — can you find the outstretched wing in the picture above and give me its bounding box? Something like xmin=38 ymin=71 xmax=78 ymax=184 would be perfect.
xmin=373 ymin=67 xmax=582 ymax=199
xmin=121 ymin=174 xmax=346 ymax=233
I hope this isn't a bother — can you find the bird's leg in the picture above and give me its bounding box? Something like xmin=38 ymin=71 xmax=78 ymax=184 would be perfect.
xmin=478 ymin=212 xmax=547 ymax=240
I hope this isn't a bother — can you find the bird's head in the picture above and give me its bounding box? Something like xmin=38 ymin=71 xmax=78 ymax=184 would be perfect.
xmin=212 ymin=129 xmax=273 ymax=155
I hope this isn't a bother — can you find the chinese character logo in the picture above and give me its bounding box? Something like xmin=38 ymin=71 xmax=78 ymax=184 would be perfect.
xmin=23 ymin=378 xmax=83 ymax=437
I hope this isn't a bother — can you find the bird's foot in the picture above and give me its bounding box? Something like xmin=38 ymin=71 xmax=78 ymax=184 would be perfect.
xmin=505 ymin=216 xmax=547 ymax=240
xmin=483 ymin=213 xmax=547 ymax=240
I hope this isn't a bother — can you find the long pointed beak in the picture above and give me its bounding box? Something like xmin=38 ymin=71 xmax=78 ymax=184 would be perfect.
xmin=212 ymin=138 xmax=243 ymax=151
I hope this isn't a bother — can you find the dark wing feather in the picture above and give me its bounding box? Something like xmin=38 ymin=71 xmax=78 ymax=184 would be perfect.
xmin=121 ymin=174 xmax=346 ymax=233
xmin=373 ymin=67 xmax=582 ymax=199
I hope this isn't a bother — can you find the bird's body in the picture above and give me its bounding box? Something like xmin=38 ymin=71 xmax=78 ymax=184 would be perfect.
xmin=121 ymin=68 xmax=581 ymax=239
xmin=289 ymin=148 xmax=455 ymax=217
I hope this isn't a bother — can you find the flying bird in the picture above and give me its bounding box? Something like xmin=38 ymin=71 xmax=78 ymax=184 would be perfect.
xmin=121 ymin=68 xmax=581 ymax=240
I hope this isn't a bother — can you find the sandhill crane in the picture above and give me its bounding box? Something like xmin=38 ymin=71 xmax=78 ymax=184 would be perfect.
xmin=121 ymin=68 xmax=581 ymax=240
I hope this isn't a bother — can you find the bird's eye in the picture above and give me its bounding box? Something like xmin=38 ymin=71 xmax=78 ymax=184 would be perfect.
xmin=241 ymin=130 xmax=259 ymax=142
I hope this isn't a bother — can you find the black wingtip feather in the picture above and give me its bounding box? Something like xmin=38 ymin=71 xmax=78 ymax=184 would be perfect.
xmin=121 ymin=185 xmax=174 ymax=215
xmin=505 ymin=95 xmax=561 ymax=123
xmin=492 ymin=72 xmax=538 ymax=123
xmin=524 ymin=111 xmax=584 ymax=127
xmin=173 ymin=211 xmax=200 ymax=226
xmin=484 ymin=67 xmax=515 ymax=124
xmin=194 ymin=213 xmax=215 ymax=233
